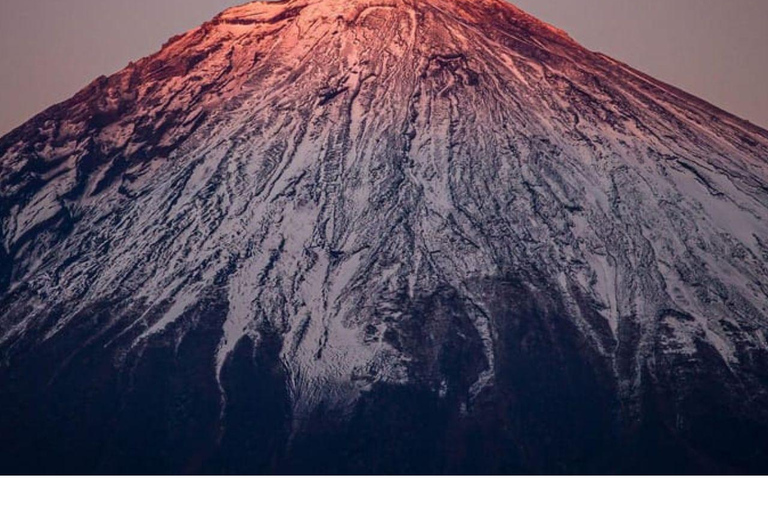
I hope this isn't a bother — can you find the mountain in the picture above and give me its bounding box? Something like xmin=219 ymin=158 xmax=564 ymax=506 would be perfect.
xmin=2 ymin=0 xmax=768 ymax=474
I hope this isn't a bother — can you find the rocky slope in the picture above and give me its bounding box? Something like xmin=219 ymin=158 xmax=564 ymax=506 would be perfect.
xmin=1 ymin=0 xmax=768 ymax=474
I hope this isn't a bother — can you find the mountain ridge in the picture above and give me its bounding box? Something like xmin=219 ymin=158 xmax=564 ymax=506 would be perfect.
xmin=4 ymin=0 xmax=768 ymax=147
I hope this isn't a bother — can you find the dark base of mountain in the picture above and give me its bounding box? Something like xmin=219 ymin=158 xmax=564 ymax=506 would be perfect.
xmin=2 ymin=282 xmax=767 ymax=475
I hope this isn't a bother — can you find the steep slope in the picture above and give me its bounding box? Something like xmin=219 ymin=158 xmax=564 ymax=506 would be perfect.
xmin=1 ymin=0 xmax=768 ymax=474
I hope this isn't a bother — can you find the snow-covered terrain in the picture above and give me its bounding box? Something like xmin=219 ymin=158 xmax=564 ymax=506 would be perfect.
xmin=1 ymin=0 xmax=768 ymax=474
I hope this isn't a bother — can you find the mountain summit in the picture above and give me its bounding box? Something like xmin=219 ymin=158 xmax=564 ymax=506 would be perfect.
xmin=2 ymin=0 xmax=768 ymax=474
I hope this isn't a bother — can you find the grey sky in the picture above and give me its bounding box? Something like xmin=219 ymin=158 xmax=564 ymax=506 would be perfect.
xmin=0 ymin=0 xmax=766 ymax=136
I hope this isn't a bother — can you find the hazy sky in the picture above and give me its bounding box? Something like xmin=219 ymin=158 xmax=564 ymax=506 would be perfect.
xmin=0 ymin=0 xmax=766 ymax=136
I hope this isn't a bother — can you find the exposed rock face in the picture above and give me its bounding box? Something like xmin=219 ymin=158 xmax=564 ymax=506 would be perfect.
xmin=1 ymin=0 xmax=768 ymax=474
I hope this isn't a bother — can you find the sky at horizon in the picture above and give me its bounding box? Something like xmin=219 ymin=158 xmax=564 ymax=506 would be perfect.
xmin=0 ymin=0 xmax=766 ymax=136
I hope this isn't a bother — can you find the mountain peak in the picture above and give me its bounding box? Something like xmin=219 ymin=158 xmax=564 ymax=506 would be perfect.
xmin=213 ymin=0 xmax=573 ymax=41
xmin=1 ymin=0 xmax=768 ymax=474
